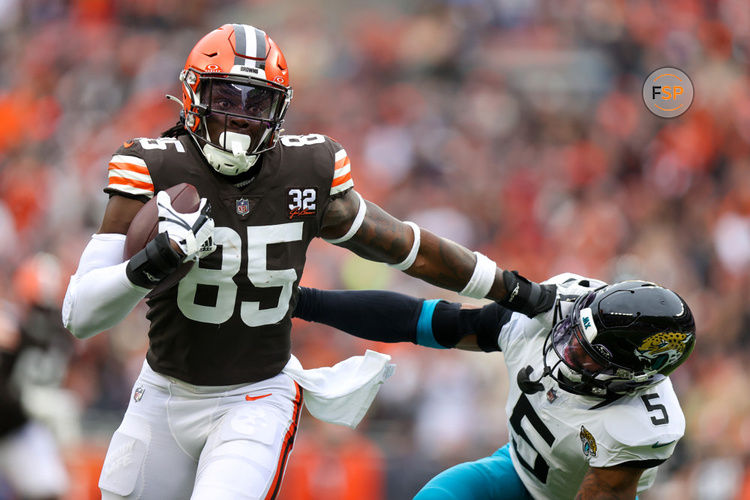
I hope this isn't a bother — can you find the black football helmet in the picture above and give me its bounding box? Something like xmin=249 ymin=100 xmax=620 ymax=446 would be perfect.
xmin=542 ymin=280 xmax=695 ymax=398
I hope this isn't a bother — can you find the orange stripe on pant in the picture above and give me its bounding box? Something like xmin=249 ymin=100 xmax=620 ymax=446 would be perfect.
xmin=265 ymin=382 xmax=304 ymax=500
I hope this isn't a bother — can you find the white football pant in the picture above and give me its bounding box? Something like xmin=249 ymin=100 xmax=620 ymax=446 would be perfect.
xmin=99 ymin=360 xmax=303 ymax=500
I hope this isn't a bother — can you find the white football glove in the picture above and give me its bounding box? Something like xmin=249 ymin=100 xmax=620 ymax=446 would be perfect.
xmin=156 ymin=190 xmax=216 ymax=261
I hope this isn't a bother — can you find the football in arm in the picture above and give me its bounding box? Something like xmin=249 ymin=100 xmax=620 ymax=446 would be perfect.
xmin=123 ymin=183 xmax=200 ymax=259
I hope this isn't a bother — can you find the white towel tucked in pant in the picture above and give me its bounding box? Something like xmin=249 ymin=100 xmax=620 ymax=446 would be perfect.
xmin=283 ymin=349 xmax=396 ymax=428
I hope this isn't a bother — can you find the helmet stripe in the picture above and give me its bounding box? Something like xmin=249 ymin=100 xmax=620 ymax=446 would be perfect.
xmin=233 ymin=25 xmax=267 ymax=69
xmin=233 ymin=24 xmax=248 ymax=66
xmin=254 ymin=28 xmax=267 ymax=69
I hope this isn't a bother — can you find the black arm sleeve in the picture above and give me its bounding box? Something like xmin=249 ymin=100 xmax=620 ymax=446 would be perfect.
xmin=294 ymin=287 xmax=422 ymax=343
xmin=294 ymin=287 xmax=511 ymax=351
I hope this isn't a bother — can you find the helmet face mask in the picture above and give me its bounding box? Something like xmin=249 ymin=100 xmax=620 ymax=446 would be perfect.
xmin=180 ymin=24 xmax=292 ymax=176
xmin=543 ymin=281 xmax=696 ymax=398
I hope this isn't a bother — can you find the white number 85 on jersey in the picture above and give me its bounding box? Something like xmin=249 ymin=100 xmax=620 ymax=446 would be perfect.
xmin=176 ymin=223 xmax=302 ymax=327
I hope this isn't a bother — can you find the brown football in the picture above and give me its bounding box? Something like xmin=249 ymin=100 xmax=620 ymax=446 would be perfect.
xmin=123 ymin=183 xmax=201 ymax=259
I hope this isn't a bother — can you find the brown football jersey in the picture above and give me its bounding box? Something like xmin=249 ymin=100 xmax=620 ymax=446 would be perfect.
xmin=105 ymin=133 xmax=354 ymax=384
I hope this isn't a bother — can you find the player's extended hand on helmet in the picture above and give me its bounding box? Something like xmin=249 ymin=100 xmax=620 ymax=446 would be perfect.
xmin=156 ymin=190 xmax=216 ymax=261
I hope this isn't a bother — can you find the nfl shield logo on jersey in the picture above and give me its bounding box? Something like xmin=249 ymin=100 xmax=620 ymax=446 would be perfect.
xmin=236 ymin=198 xmax=250 ymax=216
xmin=133 ymin=386 xmax=145 ymax=402
xmin=546 ymin=388 xmax=558 ymax=403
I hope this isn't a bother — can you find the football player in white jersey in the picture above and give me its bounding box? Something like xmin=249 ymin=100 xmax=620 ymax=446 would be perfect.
xmin=293 ymin=273 xmax=696 ymax=499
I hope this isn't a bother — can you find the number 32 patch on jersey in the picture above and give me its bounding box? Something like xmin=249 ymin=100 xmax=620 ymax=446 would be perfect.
xmin=288 ymin=188 xmax=317 ymax=219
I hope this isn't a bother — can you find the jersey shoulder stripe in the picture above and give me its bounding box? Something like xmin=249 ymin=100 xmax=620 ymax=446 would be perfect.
xmin=330 ymin=147 xmax=353 ymax=195
xmin=107 ymin=154 xmax=154 ymax=198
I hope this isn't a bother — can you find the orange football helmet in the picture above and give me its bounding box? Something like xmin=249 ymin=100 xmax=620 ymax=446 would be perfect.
xmin=180 ymin=24 xmax=292 ymax=175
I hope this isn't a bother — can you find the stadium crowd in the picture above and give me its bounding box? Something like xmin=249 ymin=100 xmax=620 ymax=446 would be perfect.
xmin=0 ymin=0 xmax=748 ymax=498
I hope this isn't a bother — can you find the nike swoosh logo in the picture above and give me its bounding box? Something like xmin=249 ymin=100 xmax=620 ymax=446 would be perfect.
xmin=245 ymin=393 xmax=272 ymax=401
xmin=651 ymin=440 xmax=676 ymax=448
xmin=123 ymin=140 xmax=134 ymax=148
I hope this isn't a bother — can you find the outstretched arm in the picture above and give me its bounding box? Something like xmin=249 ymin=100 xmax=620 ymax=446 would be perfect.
xmin=320 ymin=189 xmax=554 ymax=317
xmin=294 ymin=287 xmax=512 ymax=352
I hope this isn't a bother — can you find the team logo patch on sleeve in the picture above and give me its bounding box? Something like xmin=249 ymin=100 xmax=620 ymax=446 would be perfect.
xmin=579 ymin=426 xmax=597 ymax=458
xmin=288 ymin=188 xmax=317 ymax=218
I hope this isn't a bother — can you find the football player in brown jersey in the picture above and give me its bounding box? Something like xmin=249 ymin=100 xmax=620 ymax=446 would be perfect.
xmin=62 ymin=24 xmax=555 ymax=500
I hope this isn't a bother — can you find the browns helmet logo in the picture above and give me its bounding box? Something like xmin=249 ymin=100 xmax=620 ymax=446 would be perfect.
xmin=579 ymin=426 xmax=597 ymax=458
xmin=634 ymin=332 xmax=690 ymax=367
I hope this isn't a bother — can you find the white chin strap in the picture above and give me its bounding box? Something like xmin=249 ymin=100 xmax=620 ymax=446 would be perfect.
xmin=202 ymin=131 xmax=258 ymax=176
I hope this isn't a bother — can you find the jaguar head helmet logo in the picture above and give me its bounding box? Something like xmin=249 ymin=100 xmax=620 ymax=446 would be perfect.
xmin=634 ymin=332 xmax=690 ymax=368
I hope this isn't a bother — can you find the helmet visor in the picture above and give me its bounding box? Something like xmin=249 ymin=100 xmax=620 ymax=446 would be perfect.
xmin=551 ymin=293 xmax=612 ymax=376
xmin=196 ymin=78 xmax=289 ymax=157
xmin=207 ymin=80 xmax=285 ymax=121
xmin=551 ymin=319 xmax=607 ymax=377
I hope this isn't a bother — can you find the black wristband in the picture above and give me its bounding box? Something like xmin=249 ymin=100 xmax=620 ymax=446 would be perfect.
xmin=126 ymin=233 xmax=183 ymax=288
xmin=499 ymin=270 xmax=557 ymax=318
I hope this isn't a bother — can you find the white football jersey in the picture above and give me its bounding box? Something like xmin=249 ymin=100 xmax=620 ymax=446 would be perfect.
xmin=497 ymin=274 xmax=685 ymax=500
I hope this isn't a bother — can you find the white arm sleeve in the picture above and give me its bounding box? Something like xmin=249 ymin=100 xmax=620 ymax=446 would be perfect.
xmin=62 ymin=234 xmax=149 ymax=339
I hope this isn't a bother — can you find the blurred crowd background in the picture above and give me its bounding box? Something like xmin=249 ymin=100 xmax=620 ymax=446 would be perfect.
xmin=0 ymin=0 xmax=748 ymax=498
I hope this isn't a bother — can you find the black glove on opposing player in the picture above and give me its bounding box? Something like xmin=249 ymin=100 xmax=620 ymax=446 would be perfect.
xmin=498 ymin=270 xmax=556 ymax=318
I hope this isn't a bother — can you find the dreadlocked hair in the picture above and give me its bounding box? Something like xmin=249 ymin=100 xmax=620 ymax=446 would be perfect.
xmin=161 ymin=115 xmax=188 ymax=138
